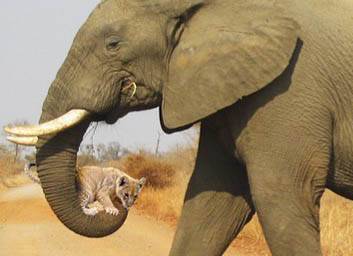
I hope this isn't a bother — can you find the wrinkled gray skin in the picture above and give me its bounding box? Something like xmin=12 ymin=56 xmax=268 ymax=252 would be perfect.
xmin=32 ymin=0 xmax=353 ymax=255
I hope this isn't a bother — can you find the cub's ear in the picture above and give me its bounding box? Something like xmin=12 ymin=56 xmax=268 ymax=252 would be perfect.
xmin=162 ymin=3 xmax=300 ymax=129
xmin=118 ymin=176 xmax=129 ymax=187
xmin=138 ymin=177 xmax=146 ymax=188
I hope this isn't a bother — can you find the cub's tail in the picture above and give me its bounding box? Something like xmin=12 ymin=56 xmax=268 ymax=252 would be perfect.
xmin=24 ymin=162 xmax=41 ymax=184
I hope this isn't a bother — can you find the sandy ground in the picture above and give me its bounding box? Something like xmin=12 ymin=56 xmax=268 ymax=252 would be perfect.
xmin=0 ymin=184 xmax=236 ymax=256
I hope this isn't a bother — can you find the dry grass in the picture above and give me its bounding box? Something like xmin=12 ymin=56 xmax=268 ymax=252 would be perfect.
xmin=0 ymin=155 xmax=30 ymax=192
xmin=118 ymin=148 xmax=353 ymax=255
xmin=134 ymin=185 xmax=186 ymax=225
xmin=119 ymin=152 xmax=176 ymax=188
xmin=321 ymin=191 xmax=353 ymax=256
xmin=0 ymin=155 xmax=24 ymax=176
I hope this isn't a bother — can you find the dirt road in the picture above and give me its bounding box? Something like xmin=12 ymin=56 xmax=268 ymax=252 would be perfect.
xmin=0 ymin=184 xmax=236 ymax=256
xmin=0 ymin=184 xmax=174 ymax=256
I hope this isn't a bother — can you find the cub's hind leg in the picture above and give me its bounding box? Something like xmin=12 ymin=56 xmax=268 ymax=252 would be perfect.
xmin=80 ymin=191 xmax=99 ymax=216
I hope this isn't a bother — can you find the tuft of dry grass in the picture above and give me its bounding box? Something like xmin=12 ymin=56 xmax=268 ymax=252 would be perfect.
xmin=134 ymin=185 xmax=186 ymax=225
xmin=0 ymin=155 xmax=30 ymax=192
xmin=320 ymin=191 xmax=353 ymax=256
xmin=0 ymin=155 xmax=24 ymax=176
xmin=119 ymin=152 xmax=176 ymax=188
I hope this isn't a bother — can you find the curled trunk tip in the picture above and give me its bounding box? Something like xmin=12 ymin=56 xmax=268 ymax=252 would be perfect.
xmin=36 ymin=119 xmax=128 ymax=237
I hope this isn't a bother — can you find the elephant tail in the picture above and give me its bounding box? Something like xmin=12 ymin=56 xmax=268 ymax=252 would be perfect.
xmin=24 ymin=162 xmax=41 ymax=184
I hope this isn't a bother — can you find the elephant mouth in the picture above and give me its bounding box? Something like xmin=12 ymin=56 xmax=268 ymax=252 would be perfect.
xmin=104 ymin=76 xmax=139 ymax=124
xmin=120 ymin=77 xmax=137 ymax=95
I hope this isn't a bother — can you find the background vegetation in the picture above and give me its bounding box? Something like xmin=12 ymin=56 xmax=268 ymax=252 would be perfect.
xmin=0 ymin=143 xmax=29 ymax=191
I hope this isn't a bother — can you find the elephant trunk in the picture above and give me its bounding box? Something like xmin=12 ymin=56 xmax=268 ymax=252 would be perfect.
xmin=35 ymin=88 xmax=127 ymax=238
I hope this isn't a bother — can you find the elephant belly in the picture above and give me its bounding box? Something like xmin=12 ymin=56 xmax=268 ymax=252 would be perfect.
xmin=328 ymin=119 xmax=353 ymax=200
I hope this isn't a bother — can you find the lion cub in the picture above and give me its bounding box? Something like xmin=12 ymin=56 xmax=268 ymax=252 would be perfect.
xmin=25 ymin=163 xmax=146 ymax=216
xmin=78 ymin=166 xmax=146 ymax=216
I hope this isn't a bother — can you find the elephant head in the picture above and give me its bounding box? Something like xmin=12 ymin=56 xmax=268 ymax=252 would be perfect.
xmin=5 ymin=0 xmax=299 ymax=237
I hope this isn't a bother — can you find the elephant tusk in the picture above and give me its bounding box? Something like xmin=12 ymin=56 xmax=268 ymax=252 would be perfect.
xmin=7 ymin=136 xmax=38 ymax=146
xmin=4 ymin=109 xmax=90 ymax=137
xmin=122 ymin=82 xmax=137 ymax=99
xmin=130 ymin=82 xmax=137 ymax=98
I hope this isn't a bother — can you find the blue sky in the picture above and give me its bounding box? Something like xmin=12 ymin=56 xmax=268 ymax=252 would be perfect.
xmin=0 ymin=1 xmax=197 ymax=152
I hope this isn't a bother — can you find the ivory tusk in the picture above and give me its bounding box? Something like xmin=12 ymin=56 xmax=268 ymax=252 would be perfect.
xmin=130 ymin=82 xmax=137 ymax=98
xmin=7 ymin=136 xmax=38 ymax=146
xmin=4 ymin=109 xmax=90 ymax=137
xmin=122 ymin=82 xmax=137 ymax=99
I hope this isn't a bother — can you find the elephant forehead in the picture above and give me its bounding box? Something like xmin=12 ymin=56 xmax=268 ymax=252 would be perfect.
xmin=87 ymin=0 xmax=136 ymax=29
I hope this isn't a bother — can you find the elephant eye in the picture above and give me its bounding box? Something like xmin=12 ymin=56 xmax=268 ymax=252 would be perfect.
xmin=106 ymin=36 xmax=121 ymax=51
xmin=121 ymin=77 xmax=132 ymax=87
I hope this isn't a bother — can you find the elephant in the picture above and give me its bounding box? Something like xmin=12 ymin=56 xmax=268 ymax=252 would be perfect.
xmin=5 ymin=0 xmax=353 ymax=255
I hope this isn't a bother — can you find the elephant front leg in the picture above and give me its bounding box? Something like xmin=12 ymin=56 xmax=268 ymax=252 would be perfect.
xmin=169 ymin=123 xmax=255 ymax=256
xmin=245 ymin=144 xmax=330 ymax=256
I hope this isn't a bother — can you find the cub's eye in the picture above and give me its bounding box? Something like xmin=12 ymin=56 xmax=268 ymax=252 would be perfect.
xmin=106 ymin=36 xmax=121 ymax=51
xmin=124 ymin=193 xmax=129 ymax=199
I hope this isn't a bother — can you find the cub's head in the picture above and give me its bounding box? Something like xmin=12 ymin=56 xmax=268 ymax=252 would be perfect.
xmin=115 ymin=176 xmax=146 ymax=209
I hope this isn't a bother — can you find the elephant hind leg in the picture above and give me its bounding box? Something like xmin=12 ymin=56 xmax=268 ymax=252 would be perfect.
xmin=169 ymin=123 xmax=255 ymax=256
xmin=245 ymin=143 xmax=330 ymax=256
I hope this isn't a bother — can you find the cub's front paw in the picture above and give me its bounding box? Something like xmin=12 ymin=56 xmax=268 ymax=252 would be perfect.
xmin=83 ymin=207 xmax=99 ymax=216
xmin=105 ymin=207 xmax=120 ymax=216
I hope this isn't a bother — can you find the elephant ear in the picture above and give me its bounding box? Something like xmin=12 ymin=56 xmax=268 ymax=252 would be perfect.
xmin=161 ymin=3 xmax=300 ymax=129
